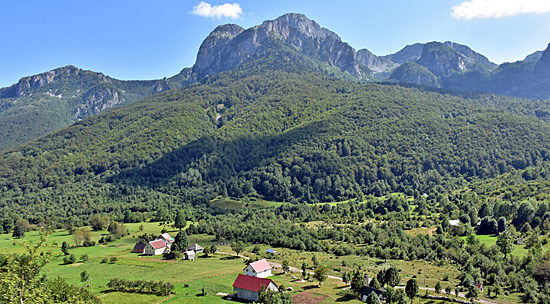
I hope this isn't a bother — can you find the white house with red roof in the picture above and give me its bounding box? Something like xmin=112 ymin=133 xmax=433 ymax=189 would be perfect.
xmin=144 ymin=239 xmax=168 ymax=255
xmin=244 ymin=259 xmax=273 ymax=278
xmin=232 ymin=274 xmax=278 ymax=301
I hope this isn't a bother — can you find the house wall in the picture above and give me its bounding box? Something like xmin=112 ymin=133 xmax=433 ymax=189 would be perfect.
xmin=244 ymin=265 xmax=255 ymax=276
xmin=144 ymin=244 xmax=155 ymax=255
xmin=144 ymin=244 xmax=166 ymax=255
xmin=256 ymin=269 xmax=272 ymax=278
xmin=234 ymin=288 xmax=260 ymax=301
xmin=234 ymin=283 xmax=277 ymax=301
xmin=244 ymin=266 xmax=271 ymax=278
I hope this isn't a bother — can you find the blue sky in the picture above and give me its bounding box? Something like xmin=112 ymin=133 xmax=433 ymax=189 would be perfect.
xmin=1 ymin=0 xmax=550 ymax=87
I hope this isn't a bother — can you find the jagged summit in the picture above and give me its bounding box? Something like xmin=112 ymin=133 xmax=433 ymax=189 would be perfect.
xmin=536 ymin=43 xmax=550 ymax=71
xmin=191 ymin=13 xmax=364 ymax=80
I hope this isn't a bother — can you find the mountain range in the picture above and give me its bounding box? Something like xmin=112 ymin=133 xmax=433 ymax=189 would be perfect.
xmin=1 ymin=12 xmax=549 ymax=153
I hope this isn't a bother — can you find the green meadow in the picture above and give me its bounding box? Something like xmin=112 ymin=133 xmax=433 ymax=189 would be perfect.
xmin=1 ymin=222 xmax=534 ymax=304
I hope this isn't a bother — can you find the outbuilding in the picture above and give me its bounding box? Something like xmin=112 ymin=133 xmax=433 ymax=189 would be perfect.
xmin=185 ymin=250 xmax=196 ymax=261
xmin=132 ymin=243 xmax=146 ymax=254
xmin=232 ymin=274 xmax=278 ymax=301
xmin=187 ymin=243 xmax=203 ymax=253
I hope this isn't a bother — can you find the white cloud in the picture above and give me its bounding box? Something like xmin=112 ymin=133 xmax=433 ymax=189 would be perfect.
xmin=452 ymin=0 xmax=550 ymax=20
xmin=191 ymin=2 xmax=242 ymax=19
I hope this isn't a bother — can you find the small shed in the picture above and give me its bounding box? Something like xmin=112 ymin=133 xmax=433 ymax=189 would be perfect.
xmin=132 ymin=243 xmax=146 ymax=254
xmin=185 ymin=250 xmax=196 ymax=261
xmin=188 ymin=243 xmax=203 ymax=253
xmin=144 ymin=239 xmax=168 ymax=255
xmin=233 ymin=274 xmax=278 ymax=302
xmin=266 ymin=248 xmax=277 ymax=255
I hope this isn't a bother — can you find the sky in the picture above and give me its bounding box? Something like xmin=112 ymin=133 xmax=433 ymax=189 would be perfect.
xmin=1 ymin=0 xmax=550 ymax=87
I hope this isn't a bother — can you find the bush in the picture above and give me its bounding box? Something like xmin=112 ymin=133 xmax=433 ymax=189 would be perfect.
xmin=81 ymin=254 xmax=89 ymax=262
xmin=101 ymin=258 xmax=108 ymax=264
xmin=82 ymin=240 xmax=96 ymax=247
xmin=110 ymin=257 xmax=118 ymax=263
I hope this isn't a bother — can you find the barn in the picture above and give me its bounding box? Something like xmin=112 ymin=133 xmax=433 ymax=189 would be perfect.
xmin=232 ymin=274 xmax=278 ymax=301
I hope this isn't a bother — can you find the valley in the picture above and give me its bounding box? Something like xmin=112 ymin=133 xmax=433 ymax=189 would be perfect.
xmin=1 ymin=11 xmax=550 ymax=304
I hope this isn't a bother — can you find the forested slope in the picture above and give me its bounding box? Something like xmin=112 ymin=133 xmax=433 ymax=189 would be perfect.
xmin=1 ymin=62 xmax=550 ymax=223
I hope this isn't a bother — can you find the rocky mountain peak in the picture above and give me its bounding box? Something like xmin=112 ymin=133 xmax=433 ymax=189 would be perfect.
xmin=262 ymin=13 xmax=339 ymax=41
xmin=208 ymin=24 xmax=245 ymax=40
xmin=191 ymin=13 xmax=364 ymax=80
xmin=536 ymin=43 xmax=550 ymax=72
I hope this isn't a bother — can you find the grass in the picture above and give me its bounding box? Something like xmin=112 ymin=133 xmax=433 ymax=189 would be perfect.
xmin=0 ymin=223 xmax=535 ymax=304
xmin=461 ymin=233 xmax=550 ymax=258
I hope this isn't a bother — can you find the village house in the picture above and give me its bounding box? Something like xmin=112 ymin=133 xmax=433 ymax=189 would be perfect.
xmin=232 ymin=274 xmax=278 ymax=301
xmin=185 ymin=250 xmax=196 ymax=261
xmin=187 ymin=243 xmax=203 ymax=253
xmin=244 ymin=259 xmax=273 ymax=278
xmin=132 ymin=243 xmax=146 ymax=254
xmin=266 ymin=248 xmax=277 ymax=255
xmin=159 ymin=232 xmax=175 ymax=246
xmin=144 ymin=239 xmax=168 ymax=255
xmin=360 ymin=286 xmax=384 ymax=302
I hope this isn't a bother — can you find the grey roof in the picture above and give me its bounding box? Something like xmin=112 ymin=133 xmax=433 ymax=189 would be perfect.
xmin=188 ymin=243 xmax=203 ymax=251
xmin=360 ymin=286 xmax=383 ymax=296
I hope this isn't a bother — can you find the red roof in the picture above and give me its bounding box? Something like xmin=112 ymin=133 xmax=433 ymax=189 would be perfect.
xmin=233 ymin=274 xmax=276 ymax=292
xmin=149 ymin=239 xmax=167 ymax=249
xmin=249 ymin=259 xmax=272 ymax=273
xmin=132 ymin=243 xmax=146 ymax=253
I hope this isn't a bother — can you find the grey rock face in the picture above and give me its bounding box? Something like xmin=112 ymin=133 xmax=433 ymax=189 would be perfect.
xmin=356 ymin=49 xmax=396 ymax=73
xmin=74 ymin=86 xmax=124 ymax=120
xmin=191 ymin=13 xmax=364 ymax=79
xmin=536 ymin=43 xmax=550 ymax=72
xmin=153 ymin=77 xmax=172 ymax=94
xmin=192 ymin=24 xmax=245 ymax=77
xmin=417 ymin=42 xmax=467 ymax=77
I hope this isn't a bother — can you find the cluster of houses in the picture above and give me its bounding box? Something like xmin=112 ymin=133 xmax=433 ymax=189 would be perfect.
xmin=132 ymin=232 xmax=203 ymax=260
xmin=232 ymin=259 xmax=278 ymax=301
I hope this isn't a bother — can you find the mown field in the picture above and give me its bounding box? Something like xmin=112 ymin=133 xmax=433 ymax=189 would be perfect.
xmin=0 ymin=221 xmax=534 ymax=304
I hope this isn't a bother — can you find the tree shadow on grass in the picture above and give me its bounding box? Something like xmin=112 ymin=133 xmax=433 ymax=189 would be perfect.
xmin=220 ymin=256 xmax=240 ymax=260
xmin=302 ymin=285 xmax=320 ymax=290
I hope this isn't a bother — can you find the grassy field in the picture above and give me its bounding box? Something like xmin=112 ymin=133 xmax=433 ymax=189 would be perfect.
xmin=0 ymin=222 xmax=531 ymax=304
xmin=461 ymin=233 xmax=550 ymax=258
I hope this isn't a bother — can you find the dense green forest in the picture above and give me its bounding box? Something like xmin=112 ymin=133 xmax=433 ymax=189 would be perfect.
xmin=1 ymin=59 xmax=550 ymax=223
xmin=1 ymin=51 xmax=550 ymax=303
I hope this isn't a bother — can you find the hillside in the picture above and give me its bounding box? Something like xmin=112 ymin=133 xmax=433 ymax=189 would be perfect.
xmin=1 ymin=63 xmax=549 ymax=223
xmin=0 ymin=66 xmax=193 ymax=151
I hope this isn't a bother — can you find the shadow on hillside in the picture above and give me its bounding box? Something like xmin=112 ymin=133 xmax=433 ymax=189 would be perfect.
xmin=108 ymin=120 xmax=331 ymax=190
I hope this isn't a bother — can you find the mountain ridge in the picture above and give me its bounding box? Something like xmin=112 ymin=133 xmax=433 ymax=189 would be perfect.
xmin=1 ymin=12 xmax=550 ymax=152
